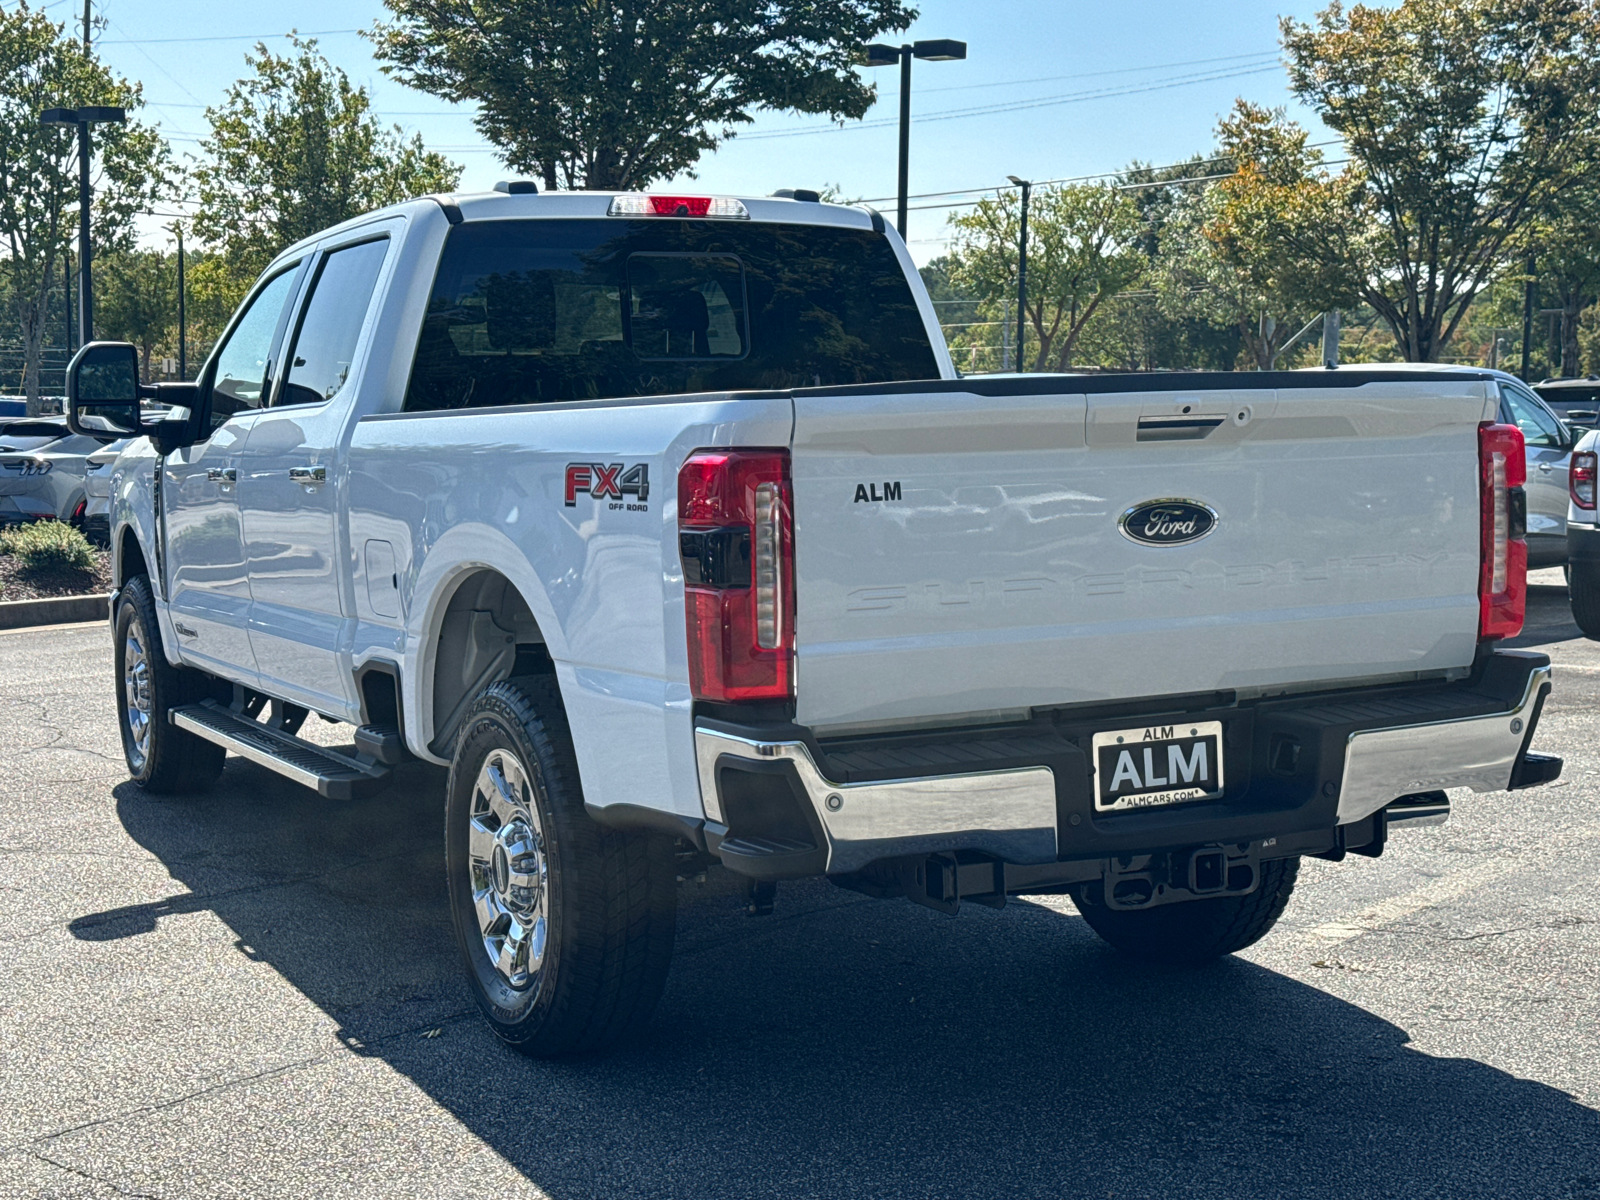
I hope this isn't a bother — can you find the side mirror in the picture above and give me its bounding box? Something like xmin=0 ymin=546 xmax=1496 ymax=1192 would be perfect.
xmin=66 ymin=342 xmax=143 ymax=437
xmin=67 ymin=341 xmax=197 ymax=453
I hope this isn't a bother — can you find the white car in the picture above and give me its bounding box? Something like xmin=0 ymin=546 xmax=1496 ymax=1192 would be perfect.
xmin=0 ymin=418 xmax=105 ymax=527
xmin=81 ymin=438 xmax=129 ymax=546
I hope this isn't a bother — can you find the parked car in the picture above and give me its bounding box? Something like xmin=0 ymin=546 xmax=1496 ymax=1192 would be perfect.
xmin=1339 ymin=364 xmax=1577 ymax=567
xmin=76 ymin=189 xmax=1561 ymax=1057
xmin=81 ymin=438 xmax=129 ymax=545
xmin=0 ymin=418 xmax=105 ymax=527
xmin=1533 ymin=376 xmax=1600 ymax=429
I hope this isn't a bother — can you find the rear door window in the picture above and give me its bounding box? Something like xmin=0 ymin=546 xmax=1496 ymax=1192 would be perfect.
xmin=404 ymin=218 xmax=938 ymax=411
xmin=277 ymin=238 xmax=390 ymax=407
xmin=1501 ymin=383 xmax=1566 ymax=447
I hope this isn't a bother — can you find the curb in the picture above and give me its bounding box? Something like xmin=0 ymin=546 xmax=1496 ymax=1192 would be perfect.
xmin=0 ymin=593 xmax=110 ymax=630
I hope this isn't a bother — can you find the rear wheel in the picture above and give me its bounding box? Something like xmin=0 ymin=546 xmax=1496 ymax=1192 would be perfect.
xmin=445 ymin=677 xmax=676 ymax=1057
xmin=1074 ymin=857 xmax=1300 ymax=964
xmin=1570 ymin=560 xmax=1600 ymax=639
xmin=113 ymin=575 xmax=226 ymax=793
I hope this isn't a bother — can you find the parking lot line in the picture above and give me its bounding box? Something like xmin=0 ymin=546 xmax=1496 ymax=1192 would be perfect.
xmin=1307 ymin=824 xmax=1600 ymax=945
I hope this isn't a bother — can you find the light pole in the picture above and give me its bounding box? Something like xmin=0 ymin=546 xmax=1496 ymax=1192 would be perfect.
xmin=861 ymin=39 xmax=967 ymax=237
xmin=1007 ymin=175 xmax=1031 ymax=372
xmin=39 ymin=104 xmax=126 ymax=347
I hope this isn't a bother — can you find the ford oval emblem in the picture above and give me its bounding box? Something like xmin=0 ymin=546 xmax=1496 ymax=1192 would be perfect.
xmin=1119 ymin=498 xmax=1217 ymax=546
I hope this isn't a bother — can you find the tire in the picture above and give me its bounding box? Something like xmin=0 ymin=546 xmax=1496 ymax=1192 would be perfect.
xmin=445 ymin=677 xmax=676 ymax=1058
xmin=113 ymin=575 xmax=226 ymax=794
xmin=1074 ymin=857 xmax=1300 ymax=965
xmin=1570 ymin=559 xmax=1600 ymax=639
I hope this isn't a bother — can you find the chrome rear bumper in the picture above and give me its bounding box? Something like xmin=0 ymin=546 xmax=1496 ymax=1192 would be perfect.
xmin=1336 ymin=660 xmax=1552 ymax=824
xmin=693 ymin=727 xmax=1057 ymax=874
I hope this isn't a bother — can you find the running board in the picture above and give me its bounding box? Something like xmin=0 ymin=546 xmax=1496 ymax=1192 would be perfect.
xmin=170 ymin=700 xmax=392 ymax=799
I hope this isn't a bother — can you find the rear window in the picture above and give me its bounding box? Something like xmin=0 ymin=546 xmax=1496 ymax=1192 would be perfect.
xmin=0 ymin=422 xmax=69 ymax=452
xmin=403 ymin=218 xmax=939 ymax=411
xmin=1535 ymin=385 xmax=1600 ymax=419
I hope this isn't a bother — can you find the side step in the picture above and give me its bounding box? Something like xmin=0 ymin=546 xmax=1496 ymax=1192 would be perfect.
xmin=170 ymin=700 xmax=392 ymax=800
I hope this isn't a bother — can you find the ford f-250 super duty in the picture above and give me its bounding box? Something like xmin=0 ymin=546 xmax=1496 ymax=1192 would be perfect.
xmin=67 ymin=186 xmax=1563 ymax=1057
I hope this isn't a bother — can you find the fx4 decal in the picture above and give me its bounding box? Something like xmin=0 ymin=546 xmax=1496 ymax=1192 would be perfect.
xmin=565 ymin=462 xmax=650 ymax=508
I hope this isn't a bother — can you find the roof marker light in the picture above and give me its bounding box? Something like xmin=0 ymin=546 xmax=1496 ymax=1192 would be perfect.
xmin=608 ymin=195 xmax=750 ymax=219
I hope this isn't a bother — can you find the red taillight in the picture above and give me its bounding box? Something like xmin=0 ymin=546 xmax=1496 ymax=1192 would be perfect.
xmin=1572 ymin=450 xmax=1597 ymax=510
xmin=1479 ymin=422 xmax=1527 ymax=640
xmin=679 ymin=449 xmax=794 ymax=702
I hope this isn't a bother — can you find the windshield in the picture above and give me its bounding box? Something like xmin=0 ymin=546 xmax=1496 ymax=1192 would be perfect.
xmin=404 ymin=218 xmax=939 ymax=411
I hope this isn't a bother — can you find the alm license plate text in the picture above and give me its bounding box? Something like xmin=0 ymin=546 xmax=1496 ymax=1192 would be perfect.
xmin=1091 ymin=721 xmax=1224 ymax=812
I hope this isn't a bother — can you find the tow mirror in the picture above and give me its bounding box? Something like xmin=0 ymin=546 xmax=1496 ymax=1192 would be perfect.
xmin=66 ymin=341 xmax=195 ymax=453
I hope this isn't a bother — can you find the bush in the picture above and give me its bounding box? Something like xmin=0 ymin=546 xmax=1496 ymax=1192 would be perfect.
xmin=0 ymin=520 xmax=97 ymax=574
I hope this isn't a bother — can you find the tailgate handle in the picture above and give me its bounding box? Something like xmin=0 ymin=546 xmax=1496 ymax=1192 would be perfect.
xmin=1137 ymin=415 xmax=1226 ymax=442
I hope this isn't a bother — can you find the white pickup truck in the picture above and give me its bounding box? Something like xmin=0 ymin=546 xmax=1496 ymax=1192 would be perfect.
xmin=68 ymin=187 xmax=1562 ymax=1057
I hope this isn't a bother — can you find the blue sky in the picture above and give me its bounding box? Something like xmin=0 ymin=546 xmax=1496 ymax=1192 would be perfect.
xmin=61 ymin=0 xmax=1333 ymax=263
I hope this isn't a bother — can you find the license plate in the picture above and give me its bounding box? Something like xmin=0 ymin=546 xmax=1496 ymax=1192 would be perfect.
xmin=1091 ymin=720 xmax=1224 ymax=812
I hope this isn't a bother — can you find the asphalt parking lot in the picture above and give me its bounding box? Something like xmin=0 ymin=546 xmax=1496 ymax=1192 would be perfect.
xmin=3 ymin=583 xmax=1600 ymax=1199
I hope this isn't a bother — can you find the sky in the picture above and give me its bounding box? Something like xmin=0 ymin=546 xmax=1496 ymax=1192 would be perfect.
xmin=57 ymin=0 xmax=1337 ymax=265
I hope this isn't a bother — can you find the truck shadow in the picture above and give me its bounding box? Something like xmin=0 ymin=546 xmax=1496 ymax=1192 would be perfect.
xmin=75 ymin=760 xmax=1600 ymax=1200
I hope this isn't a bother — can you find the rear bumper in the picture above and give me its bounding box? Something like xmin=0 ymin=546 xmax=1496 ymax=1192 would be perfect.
xmin=693 ymin=650 xmax=1557 ymax=878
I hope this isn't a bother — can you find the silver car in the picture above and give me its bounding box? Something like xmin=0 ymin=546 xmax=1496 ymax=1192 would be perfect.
xmin=0 ymin=418 xmax=106 ymax=527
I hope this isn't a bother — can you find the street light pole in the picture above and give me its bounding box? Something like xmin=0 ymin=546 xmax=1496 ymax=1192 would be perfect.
xmin=1521 ymin=253 xmax=1536 ymax=382
xmin=1007 ymin=176 xmax=1031 ymax=371
xmin=862 ymin=39 xmax=967 ymax=239
xmin=40 ymin=105 xmax=126 ymax=347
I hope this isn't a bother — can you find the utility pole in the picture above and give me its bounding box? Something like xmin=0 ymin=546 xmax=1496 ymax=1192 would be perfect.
xmin=1007 ymin=176 xmax=1031 ymax=372
xmin=1521 ymin=254 xmax=1536 ymax=382
xmin=63 ymin=257 xmax=73 ymax=355
xmin=1321 ymin=310 xmax=1340 ymax=368
xmin=174 ymin=224 xmax=187 ymax=379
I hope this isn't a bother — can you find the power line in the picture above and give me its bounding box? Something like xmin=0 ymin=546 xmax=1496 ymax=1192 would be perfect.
xmin=100 ymin=27 xmax=361 ymax=44
xmin=739 ymin=63 xmax=1284 ymax=141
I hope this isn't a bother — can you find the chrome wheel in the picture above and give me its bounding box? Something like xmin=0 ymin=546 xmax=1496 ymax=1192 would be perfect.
xmin=123 ymin=620 xmax=153 ymax=773
xmin=468 ymin=749 xmax=549 ymax=989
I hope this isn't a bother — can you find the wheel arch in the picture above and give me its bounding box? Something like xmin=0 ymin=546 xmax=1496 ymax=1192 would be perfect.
xmin=408 ymin=540 xmax=563 ymax=764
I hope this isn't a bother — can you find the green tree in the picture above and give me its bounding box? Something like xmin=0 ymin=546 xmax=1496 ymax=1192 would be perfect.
xmin=1276 ymin=0 xmax=1600 ymax=361
xmin=369 ymin=0 xmax=915 ymax=191
xmin=96 ymin=248 xmax=175 ymax=383
xmin=0 ymin=4 xmax=169 ymax=412
xmin=1189 ymin=103 xmax=1360 ymax=368
xmin=947 ymin=182 xmax=1145 ymax=372
xmin=193 ymin=37 xmax=462 ymax=292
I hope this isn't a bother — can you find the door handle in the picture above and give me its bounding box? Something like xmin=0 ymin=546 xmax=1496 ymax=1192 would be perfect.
xmin=206 ymin=467 xmax=237 ymax=484
xmin=288 ymin=465 xmax=327 ymax=485
xmin=1538 ymin=462 xmax=1553 ymax=472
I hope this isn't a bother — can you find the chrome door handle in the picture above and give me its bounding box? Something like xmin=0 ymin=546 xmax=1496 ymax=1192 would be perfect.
xmin=206 ymin=467 xmax=237 ymax=484
xmin=288 ymin=465 xmax=326 ymax=485
xmin=1538 ymin=462 xmax=1553 ymax=472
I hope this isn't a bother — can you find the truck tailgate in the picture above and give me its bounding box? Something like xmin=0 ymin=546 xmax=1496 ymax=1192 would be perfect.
xmin=789 ymin=379 xmax=1494 ymax=729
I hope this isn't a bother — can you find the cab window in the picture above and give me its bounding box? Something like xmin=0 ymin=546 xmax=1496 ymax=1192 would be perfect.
xmin=207 ymin=267 xmax=301 ymax=432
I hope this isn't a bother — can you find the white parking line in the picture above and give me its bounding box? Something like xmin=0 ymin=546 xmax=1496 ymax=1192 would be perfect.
xmin=1307 ymin=825 xmax=1600 ymax=945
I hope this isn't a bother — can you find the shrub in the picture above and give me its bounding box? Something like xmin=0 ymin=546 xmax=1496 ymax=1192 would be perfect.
xmin=0 ymin=520 xmax=97 ymax=574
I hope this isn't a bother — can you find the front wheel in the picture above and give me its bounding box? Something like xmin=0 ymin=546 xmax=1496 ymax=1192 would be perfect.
xmin=1073 ymin=857 xmax=1300 ymax=964
xmin=445 ymin=677 xmax=676 ymax=1057
xmin=113 ymin=575 xmax=226 ymax=793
